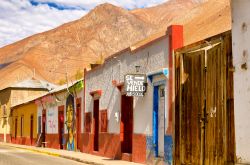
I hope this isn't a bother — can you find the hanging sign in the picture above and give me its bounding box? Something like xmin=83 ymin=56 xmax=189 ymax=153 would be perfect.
xmin=124 ymin=74 xmax=147 ymax=96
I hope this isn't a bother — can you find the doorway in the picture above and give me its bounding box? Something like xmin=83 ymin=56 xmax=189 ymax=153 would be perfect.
xmin=30 ymin=115 xmax=34 ymax=145
xmin=42 ymin=110 xmax=46 ymax=143
xmin=76 ymin=98 xmax=81 ymax=151
xmin=58 ymin=106 xmax=64 ymax=149
xmin=120 ymin=95 xmax=133 ymax=154
xmin=153 ymin=85 xmax=165 ymax=157
xmin=15 ymin=118 xmax=17 ymax=139
xmin=175 ymin=41 xmax=235 ymax=164
xmin=93 ymin=99 xmax=99 ymax=151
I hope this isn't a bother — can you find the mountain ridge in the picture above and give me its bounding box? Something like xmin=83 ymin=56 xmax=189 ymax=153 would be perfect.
xmin=0 ymin=0 xmax=230 ymax=89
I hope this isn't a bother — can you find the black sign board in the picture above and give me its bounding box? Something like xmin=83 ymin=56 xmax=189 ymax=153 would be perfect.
xmin=124 ymin=74 xmax=147 ymax=96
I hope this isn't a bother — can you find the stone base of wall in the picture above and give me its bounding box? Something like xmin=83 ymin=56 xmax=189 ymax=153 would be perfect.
xmin=82 ymin=132 xmax=146 ymax=164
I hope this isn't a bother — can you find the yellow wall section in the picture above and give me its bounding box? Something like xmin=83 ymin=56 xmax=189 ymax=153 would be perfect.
xmin=12 ymin=102 xmax=37 ymax=139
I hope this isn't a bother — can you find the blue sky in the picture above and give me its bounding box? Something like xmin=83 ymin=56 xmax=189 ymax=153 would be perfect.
xmin=0 ymin=0 xmax=168 ymax=48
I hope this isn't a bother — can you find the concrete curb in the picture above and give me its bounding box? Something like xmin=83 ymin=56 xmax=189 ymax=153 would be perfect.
xmin=3 ymin=144 xmax=104 ymax=165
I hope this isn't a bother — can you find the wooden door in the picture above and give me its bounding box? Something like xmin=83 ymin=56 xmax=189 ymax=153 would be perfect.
xmin=76 ymin=99 xmax=81 ymax=150
xmin=30 ymin=115 xmax=34 ymax=145
xmin=175 ymin=39 xmax=234 ymax=165
xmin=204 ymin=44 xmax=225 ymax=164
xmin=58 ymin=106 xmax=64 ymax=149
xmin=179 ymin=50 xmax=205 ymax=165
xmin=93 ymin=99 xmax=99 ymax=151
xmin=121 ymin=95 xmax=133 ymax=153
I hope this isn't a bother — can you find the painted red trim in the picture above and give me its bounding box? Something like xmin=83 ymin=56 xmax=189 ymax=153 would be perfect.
xmin=89 ymin=90 xmax=102 ymax=96
xmin=167 ymin=25 xmax=183 ymax=135
xmin=45 ymin=134 xmax=60 ymax=149
xmin=11 ymin=137 xmax=37 ymax=146
xmin=0 ymin=134 xmax=12 ymax=143
xmin=116 ymin=82 xmax=124 ymax=91
xmin=76 ymin=97 xmax=82 ymax=151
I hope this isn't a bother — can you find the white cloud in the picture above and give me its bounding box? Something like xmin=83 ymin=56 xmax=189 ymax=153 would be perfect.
xmin=0 ymin=0 xmax=167 ymax=48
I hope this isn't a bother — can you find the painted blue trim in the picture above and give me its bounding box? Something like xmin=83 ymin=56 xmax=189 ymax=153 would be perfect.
xmin=153 ymin=85 xmax=159 ymax=157
xmin=163 ymin=68 xmax=169 ymax=76
xmin=147 ymin=68 xmax=169 ymax=83
xmin=153 ymin=80 xmax=166 ymax=87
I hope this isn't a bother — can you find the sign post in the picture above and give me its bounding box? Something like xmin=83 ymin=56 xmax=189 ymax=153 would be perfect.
xmin=124 ymin=74 xmax=147 ymax=97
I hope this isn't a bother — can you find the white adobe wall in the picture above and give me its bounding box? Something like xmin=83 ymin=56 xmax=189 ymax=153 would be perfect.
xmin=37 ymin=89 xmax=84 ymax=134
xmin=232 ymin=0 xmax=250 ymax=163
xmin=37 ymin=92 xmax=66 ymax=134
xmin=85 ymin=36 xmax=169 ymax=135
xmin=37 ymin=105 xmax=42 ymax=134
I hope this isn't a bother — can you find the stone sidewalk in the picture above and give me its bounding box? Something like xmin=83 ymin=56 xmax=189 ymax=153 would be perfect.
xmin=0 ymin=142 xmax=142 ymax=165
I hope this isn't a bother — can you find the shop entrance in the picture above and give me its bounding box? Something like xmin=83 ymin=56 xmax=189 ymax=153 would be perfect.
xmin=120 ymin=95 xmax=133 ymax=154
xmin=58 ymin=106 xmax=64 ymax=149
xmin=93 ymin=99 xmax=99 ymax=151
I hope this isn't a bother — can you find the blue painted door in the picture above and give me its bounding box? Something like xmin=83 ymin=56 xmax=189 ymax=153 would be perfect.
xmin=153 ymin=86 xmax=159 ymax=157
xmin=153 ymin=85 xmax=165 ymax=157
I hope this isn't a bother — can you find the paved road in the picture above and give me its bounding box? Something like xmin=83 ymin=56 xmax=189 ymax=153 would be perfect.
xmin=0 ymin=145 xmax=87 ymax=165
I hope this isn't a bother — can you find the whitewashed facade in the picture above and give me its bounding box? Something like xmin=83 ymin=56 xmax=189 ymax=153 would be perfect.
xmin=232 ymin=0 xmax=250 ymax=163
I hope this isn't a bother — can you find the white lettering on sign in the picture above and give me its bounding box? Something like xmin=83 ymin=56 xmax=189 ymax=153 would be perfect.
xmin=124 ymin=74 xmax=147 ymax=97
